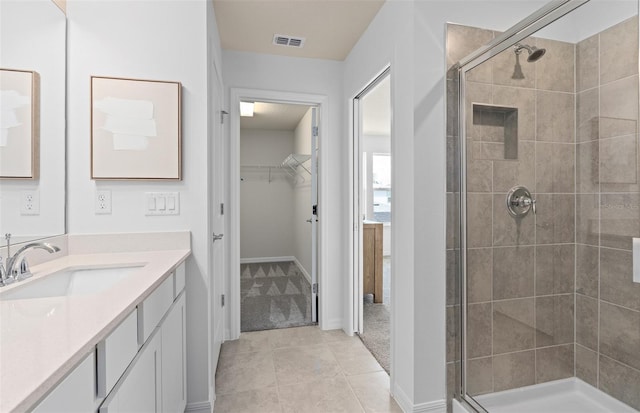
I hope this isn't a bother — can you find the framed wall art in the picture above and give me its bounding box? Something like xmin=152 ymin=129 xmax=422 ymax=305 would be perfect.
xmin=0 ymin=68 xmax=40 ymax=179
xmin=91 ymin=76 xmax=182 ymax=180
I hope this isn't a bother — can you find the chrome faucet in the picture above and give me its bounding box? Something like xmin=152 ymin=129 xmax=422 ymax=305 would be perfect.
xmin=2 ymin=242 xmax=60 ymax=286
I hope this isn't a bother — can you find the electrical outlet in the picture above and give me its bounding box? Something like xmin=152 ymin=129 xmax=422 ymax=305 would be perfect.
xmin=20 ymin=191 xmax=40 ymax=215
xmin=95 ymin=190 xmax=112 ymax=214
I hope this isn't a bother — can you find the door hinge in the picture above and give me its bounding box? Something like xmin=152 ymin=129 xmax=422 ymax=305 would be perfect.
xmin=220 ymin=110 xmax=229 ymax=124
xmin=220 ymin=203 xmax=224 ymax=215
xmin=312 ymin=204 xmax=318 ymax=216
xmin=221 ymin=294 xmax=225 ymax=307
xmin=312 ymin=283 xmax=318 ymax=294
xmin=312 ymin=126 xmax=319 ymax=137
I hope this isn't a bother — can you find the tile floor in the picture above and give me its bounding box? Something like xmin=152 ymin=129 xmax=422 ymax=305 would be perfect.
xmin=214 ymin=326 xmax=402 ymax=413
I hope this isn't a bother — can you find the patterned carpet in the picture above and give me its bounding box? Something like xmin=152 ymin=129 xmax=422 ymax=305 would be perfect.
xmin=240 ymin=261 xmax=313 ymax=332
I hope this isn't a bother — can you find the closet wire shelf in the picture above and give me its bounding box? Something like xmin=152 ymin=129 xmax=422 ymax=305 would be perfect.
xmin=241 ymin=153 xmax=311 ymax=183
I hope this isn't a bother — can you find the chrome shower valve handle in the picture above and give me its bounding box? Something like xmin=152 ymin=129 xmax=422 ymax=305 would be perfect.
xmin=506 ymin=186 xmax=536 ymax=217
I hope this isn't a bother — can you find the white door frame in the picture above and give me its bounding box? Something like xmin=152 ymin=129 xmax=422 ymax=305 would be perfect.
xmin=228 ymin=88 xmax=329 ymax=340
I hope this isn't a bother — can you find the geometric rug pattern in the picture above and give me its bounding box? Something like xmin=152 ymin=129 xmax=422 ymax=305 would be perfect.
xmin=240 ymin=261 xmax=313 ymax=332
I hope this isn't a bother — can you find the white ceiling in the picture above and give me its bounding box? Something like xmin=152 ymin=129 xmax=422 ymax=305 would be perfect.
xmin=362 ymin=75 xmax=390 ymax=136
xmin=213 ymin=0 xmax=385 ymax=61
xmin=240 ymin=102 xmax=311 ymax=130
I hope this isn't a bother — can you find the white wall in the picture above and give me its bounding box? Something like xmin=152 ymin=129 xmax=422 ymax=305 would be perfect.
xmin=344 ymin=0 xmax=552 ymax=410
xmin=66 ymin=1 xmax=219 ymax=408
xmin=292 ymin=108 xmax=313 ymax=275
xmin=223 ymin=51 xmax=344 ymax=329
xmin=240 ymin=128 xmax=295 ymax=259
xmin=0 ymin=0 xmax=66 ymax=241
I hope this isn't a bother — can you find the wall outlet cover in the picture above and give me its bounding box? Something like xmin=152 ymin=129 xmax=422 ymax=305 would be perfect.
xmin=20 ymin=190 xmax=40 ymax=215
xmin=96 ymin=190 xmax=112 ymax=214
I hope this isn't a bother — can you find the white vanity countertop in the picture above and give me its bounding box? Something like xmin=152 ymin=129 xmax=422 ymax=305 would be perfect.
xmin=0 ymin=249 xmax=190 ymax=412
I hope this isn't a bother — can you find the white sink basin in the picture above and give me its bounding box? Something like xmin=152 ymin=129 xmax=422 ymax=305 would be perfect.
xmin=0 ymin=266 xmax=144 ymax=300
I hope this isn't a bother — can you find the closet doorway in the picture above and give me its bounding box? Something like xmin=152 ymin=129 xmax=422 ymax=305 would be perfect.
xmin=353 ymin=70 xmax=391 ymax=373
xmin=232 ymin=98 xmax=320 ymax=333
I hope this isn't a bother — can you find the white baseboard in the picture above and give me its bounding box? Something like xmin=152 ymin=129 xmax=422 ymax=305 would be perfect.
xmin=321 ymin=317 xmax=344 ymax=330
xmin=393 ymin=384 xmax=446 ymax=413
xmin=185 ymin=401 xmax=212 ymax=412
xmin=240 ymin=256 xmax=295 ymax=264
xmin=292 ymin=257 xmax=312 ymax=284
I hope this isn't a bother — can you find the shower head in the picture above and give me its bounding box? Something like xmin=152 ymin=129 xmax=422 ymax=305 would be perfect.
xmin=514 ymin=43 xmax=546 ymax=62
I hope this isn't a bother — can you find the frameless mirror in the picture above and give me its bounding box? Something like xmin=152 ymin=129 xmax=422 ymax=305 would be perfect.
xmin=0 ymin=0 xmax=66 ymax=245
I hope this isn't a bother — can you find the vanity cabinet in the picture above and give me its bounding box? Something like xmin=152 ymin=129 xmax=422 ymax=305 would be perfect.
xmin=100 ymin=264 xmax=186 ymax=413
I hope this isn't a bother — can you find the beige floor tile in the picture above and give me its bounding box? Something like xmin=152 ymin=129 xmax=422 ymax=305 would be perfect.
xmin=273 ymin=344 xmax=342 ymax=386
xmin=221 ymin=330 xmax=273 ymax=356
xmin=347 ymin=371 xmax=402 ymax=413
xmin=319 ymin=328 xmax=357 ymax=343
xmin=278 ymin=375 xmax=365 ymax=413
xmin=214 ymin=386 xmax=282 ymax=413
xmin=328 ymin=339 xmax=384 ymax=376
xmin=268 ymin=326 xmax=326 ymax=349
xmin=216 ymin=351 xmax=277 ymax=395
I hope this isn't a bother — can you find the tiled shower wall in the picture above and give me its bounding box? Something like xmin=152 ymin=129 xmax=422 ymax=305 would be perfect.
xmin=574 ymin=17 xmax=640 ymax=410
xmin=446 ymin=17 xmax=640 ymax=411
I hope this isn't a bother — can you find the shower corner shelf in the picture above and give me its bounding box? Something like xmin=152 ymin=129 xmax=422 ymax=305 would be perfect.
xmin=281 ymin=153 xmax=311 ymax=175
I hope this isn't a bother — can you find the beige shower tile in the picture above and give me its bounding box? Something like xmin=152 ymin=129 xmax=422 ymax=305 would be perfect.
xmin=215 ymin=351 xmax=277 ymax=395
xmin=447 ymin=193 xmax=460 ymax=250
xmin=493 ymin=350 xmax=535 ymax=391
xmin=600 ymin=302 xmax=640 ymax=371
xmin=446 ymin=24 xmax=494 ymax=82
xmin=601 ymin=247 xmax=640 ymax=311
xmin=576 ymin=141 xmax=599 ymax=193
xmin=536 ymin=91 xmax=575 ymax=143
xmin=600 ymin=193 xmax=640 ymax=250
xmin=535 ymin=194 xmax=575 ymax=245
xmin=493 ymin=86 xmax=536 ymax=142
xmin=327 ymin=339 xmax=383 ymax=376
xmin=576 ymin=194 xmax=600 ymax=246
xmin=493 ymin=39 xmax=536 ymax=88
xmin=535 ymin=38 xmax=574 ymax=93
xmin=278 ymin=375 xmax=365 ymax=413
xmin=536 ymin=344 xmax=574 ymax=384
xmin=447 ymin=306 xmax=459 ymax=363
xmin=467 ymin=194 xmax=492 ymax=248
xmin=600 ymin=75 xmax=638 ymax=139
xmin=493 ymin=141 xmax=535 ymax=193
xmin=447 ymin=135 xmax=459 ymax=193
xmin=493 ymin=194 xmax=535 ymax=246
xmin=536 ymin=295 xmax=574 ymax=347
xmin=214 ymin=387 xmax=281 ymax=413
xmin=466 ymin=158 xmax=492 ymax=193
xmin=576 ymin=33 xmax=599 ymax=92
xmin=576 ymin=244 xmax=599 ymax=299
xmin=465 ymin=82 xmax=493 ymax=140
xmin=467 ymin=303 xmax=492 ymax=358
xmin=599 ymin=355 xmax=640 ymax=411
xmin=600 ymin=135 xmax=638 ymax=185
xmin=467 ymin=248 xmax=492 ymax=304
xmin=493 ymin=246 xmax=534 ymax=299
xmin=576 ymin=344 xmax=598 ymax=387
xmin=273 ymin=344 xmax=341 ymax=386
xmin=536 ymin=244 xmax=574 ymax=296
xmin=347 ymin=371 xmax=402 ymax=413
xmin=493 ymin=298 xmax=535 ymax=354
xmin=447 ymin=250 xmax=459 ymax=306
xmin=535 ymin=143 xmax=575 ymax=193
xmin=447 ymin=76 xmax=459 ymax=136
xmin=600 ymin=17 xmax=639 ymax=85
xmin=576 ymin=294 xmax=598 ymax=351
xmin=576 ymin=88 xmax=599 ymax=143
xmin=467 ymin=357 xmax=493 ymax=396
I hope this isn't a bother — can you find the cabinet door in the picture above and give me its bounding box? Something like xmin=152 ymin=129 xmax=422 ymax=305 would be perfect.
xmin=161 ymin=292 xmax=186 ymax=413
xmin=101 ymin=331 xmax=161 ymax=413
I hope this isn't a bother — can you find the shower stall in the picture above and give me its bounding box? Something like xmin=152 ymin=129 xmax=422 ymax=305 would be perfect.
xmin=446 ymin=1 xmax=640 ymax=412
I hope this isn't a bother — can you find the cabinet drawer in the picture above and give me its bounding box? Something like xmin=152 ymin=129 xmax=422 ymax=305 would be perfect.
xmin=174 ymin=262 xmax=185 ymax=297
xmin=138 ymin=274 xmax=174 ymax=344
xmin=97 ymin=309 xmax=139 ymax=398
xmin=33 ymin=351 xmax=96 ymax=413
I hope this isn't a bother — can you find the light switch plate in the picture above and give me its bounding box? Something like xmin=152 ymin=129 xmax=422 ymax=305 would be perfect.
xmin=21 ymin=190 xmax=40 ymax=215
xmin=145 ymin=192 xmax=179 ymax=216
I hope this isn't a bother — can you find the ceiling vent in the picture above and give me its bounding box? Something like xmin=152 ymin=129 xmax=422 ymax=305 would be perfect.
xmin=273 ymin=34 xmax=306 ymax=48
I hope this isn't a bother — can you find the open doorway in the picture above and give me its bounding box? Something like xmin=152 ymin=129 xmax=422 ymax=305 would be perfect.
xmin=238 ymin=101 xmax=318 ymax=332
xmin=354 ymin=70 xmax=391 ymax=373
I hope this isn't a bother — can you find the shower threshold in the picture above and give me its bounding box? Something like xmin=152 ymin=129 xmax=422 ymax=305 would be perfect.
xmin=473 ymin=378 xmax=638 ymax=413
